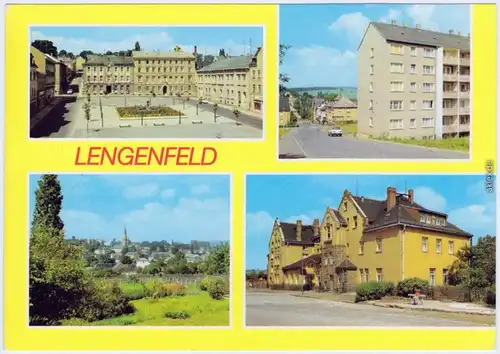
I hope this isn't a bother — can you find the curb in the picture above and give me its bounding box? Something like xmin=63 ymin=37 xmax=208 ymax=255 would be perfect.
xmin=369 ymin=302 xmax=495 ymax=316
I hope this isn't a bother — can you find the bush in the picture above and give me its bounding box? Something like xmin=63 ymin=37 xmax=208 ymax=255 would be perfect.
xmin=355 ymin=281 xmax=395 ymax=302
xmin=199 ymin=277 xmax=213 ymax=291
xmin=207 ymin=277 xmax=227 ymax=300
xmin=91 ymin=269 xmax=118 ymax=278
xmin=160 ymin=283 xmax=187 ymax=297
xmin=165 ymin=311 xmax=190 ymax=319
xmin=116 ymin=105 xmax=182 ymax=118
xmin=396 ymin=278 xmax=430 ymax=297
xmin=485 ymin=285 xmax=496 ymax=307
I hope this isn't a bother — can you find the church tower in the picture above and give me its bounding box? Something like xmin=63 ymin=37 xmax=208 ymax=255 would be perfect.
xmin=122 ymin=226 xmax=129 ymax=248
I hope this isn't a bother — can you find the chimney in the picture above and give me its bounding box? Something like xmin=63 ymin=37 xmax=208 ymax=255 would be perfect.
xmin=449 ymin=30 xmax=454 ymax=35
xmin=408 ymin=189 xmax=414 ymax=204
xmin=458 ymin=31 xmax=462 ymax=37
xmin=313 ymin=218 xmax=320 ymax=236
xmin=416 ymin=24 xmax=421 ymax=29
xmin=193 ymin=46 xmax=197 ymax=54
xmin=391 ymin=20 xmax=397 ymax=26
xmin=386 ymin=187 xmax=397 ymax=211
xmin=296 ymin=220 xmax=302 ymax=241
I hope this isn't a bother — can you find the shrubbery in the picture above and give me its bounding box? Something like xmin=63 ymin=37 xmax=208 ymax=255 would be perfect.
xmin=159 ymin=283 xmax=187 ymax=297
xmin=199 ymin=276 xmax=228 ymax=300
xmin=355 ymin=281 xmax=395 ymax=302
xmin=485 ymin=285 xmax=496 ymax=307
xmin=199 ymin=277 xmax=213 ymax=291
xmin=396 ymin=278 xmax=430 ymax=297
xmin=165 ymin=311 xmax=190 ymax=319
xmin=116 ymin=105 xmax=182 ymax=118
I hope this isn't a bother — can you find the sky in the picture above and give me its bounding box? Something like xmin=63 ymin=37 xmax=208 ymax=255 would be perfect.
xmin=246 ymin=174 xmax=496 ymax=270
xmin=29 ymin=174 xmax=230 ymax=243
xmin=30 ymin=26 xmax=263 ymax=56
xmin=280 ymin=4 xmax=471 ymax=87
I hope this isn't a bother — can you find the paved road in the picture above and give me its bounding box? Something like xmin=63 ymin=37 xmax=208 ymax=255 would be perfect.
xmin=246 ymin=292 xmax=482 ymax=327
xmin=30 ymin=97 xmax=81 ymax=138
xmin=279 ymin=124 xmax=469 ymax=159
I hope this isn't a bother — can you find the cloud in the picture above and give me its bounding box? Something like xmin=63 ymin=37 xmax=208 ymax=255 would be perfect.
xmin=122 ymin=183 xmax=160 ymax=199
xmin=160 ymin=188 xmax=176 ymax=199
xmin=31 ymin=30 xmax=255 ymax=56
xmin=380 ymin=9 xmax=403 ymax=23
xmin=191 ymin=184 xmax=210 ymax=195
xmin=405 ymin=5 xmax=438 ymax=30
xmin=328 ymin=12 xmax=370 ymax=45
xmin=284 ymin=214 xmax=315 ymax=226
xmin=246 ymin=211 xmax=275 ymax=237
xmin=61 ymin=197 xmax=230 ymax=242
xmin=448 ymin=202 xmax=496 ymax=237
xmin=413 ymin=187 xmax=447 ymax=211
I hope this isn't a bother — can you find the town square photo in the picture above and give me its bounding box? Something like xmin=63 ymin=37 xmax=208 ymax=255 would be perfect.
xmin=29 ymin=173 xmax=230 ymax=326
xmin=245 ymin=174 xmax=496 ymax=327
xmin=29 ymin=26 xmax=264 ymax=139
xmin=279 ymin=4 xmax=471 ymax=159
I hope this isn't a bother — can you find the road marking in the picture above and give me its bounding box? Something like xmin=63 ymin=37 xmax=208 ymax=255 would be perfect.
xmin=291 ymin=134 xmax=308 ymax=157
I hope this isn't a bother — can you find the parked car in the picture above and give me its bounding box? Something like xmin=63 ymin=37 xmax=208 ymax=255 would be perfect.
xmin=327 ymin=127 xmax=343 ymax=137
xmin=67 ymin=89 xmax=73 ymax=94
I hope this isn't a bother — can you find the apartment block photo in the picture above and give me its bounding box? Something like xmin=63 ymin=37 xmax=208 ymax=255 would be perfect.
xmin=278 ymin=4 xmax=473 ymax=159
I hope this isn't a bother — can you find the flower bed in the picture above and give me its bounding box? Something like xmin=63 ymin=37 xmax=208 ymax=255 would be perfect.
xmin=116 ymin=105 xmax=183 ymax=119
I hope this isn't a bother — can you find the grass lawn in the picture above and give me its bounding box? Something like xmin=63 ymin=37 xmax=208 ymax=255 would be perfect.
xmin=339 ymin=122 xmax=357 ymax=133
xmin=373 ymin=136 xmax=469 ymax=152
xmin=63 ymin=291 xmax=229 ymax=326
xmin=279 ymin=128 xmax=289 ymax=138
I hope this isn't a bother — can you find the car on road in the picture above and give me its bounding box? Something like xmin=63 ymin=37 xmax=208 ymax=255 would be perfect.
xmin=67 ymin=89 xmax=73 ymax=94
xmin=327 ymin=127 xmax=343 ymax=137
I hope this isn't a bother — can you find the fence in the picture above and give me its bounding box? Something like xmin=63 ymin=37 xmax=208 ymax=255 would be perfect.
xmin=117 ymin=274 xmax=229 ymax=286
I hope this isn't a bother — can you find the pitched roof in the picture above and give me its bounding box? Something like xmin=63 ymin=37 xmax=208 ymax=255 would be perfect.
xmin=279 ymin=97 xmax=290 ymax=112
xmin=327 ymin=207 xmax=347 ymax=226
xmin=197 ymin=55 xmax=253 ymax=73
xmin=84 ymin=55 xmax=134 ymax=66
xmin=326 ymin=96 xmax=357 ymax=109
xmin=279 ymin=221 xmax=316 ymax=246
xmin=350 ymin=193 xmax=472 ymax=237
xmin=371 ymin=22 xmax=470 ymax=51
xmin=282 ymin=254 xmax=321 ymax=271
xmin=132 ymin=50 xmax=195 ymax=59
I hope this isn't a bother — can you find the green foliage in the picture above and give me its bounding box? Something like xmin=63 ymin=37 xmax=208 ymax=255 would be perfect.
xmin=31 ymin=174 xmax=64 ymax=232
xmin=374 ymin=136 xmax=469 ymax=152
xmin=116 ymin=105 xmax=182 ymax=118
xmin=165 ymin=311 xmax=190 ymax=319
xmin=121 ymin=255 xmax=133 ymax=265
xmin=207 ymin=277 xmax=227 ymax=300
xmin=279 ymin=44 xmax=291 ymax=95
xmin=396 ymin=278 xmax=430 ymax=297
xmin=246 ymin=270 xmax=266 ymax=281
xmin=205 ymin=243 xmax=230 ymax=275
xmin=199 ymin=277 xmax=213 ymax=291
xmin=355 ymin=281 xmax=395 ymax=302
xmin=485 ymin=285 xmax=496 ymax=307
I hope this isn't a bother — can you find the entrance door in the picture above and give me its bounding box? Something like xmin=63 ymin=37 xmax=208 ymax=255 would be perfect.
xmin=238 ymin=91 xmax=241 ymax=106
xmin=163 ymin=86 xmax=167 ymax=95
xmin=106 ymin=85 xmax=112 ymax=94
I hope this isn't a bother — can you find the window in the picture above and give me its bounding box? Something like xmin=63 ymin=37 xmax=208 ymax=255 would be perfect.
xmin=360 ymin=269 xmax=365 ymax=282
xmin=346 ymin=217 xmax=350 ymax=230
xmin=409 ymin=118 xmax=416 ymax=129
xmin=370 ymin=48 xmax=374 ymax=57
xmin=443 ymin=269 xmax=449 ymax=285
xmin=376 ymin=238 xmax=382 ymax=252
xmin=369 ymin=100 xmax=373 ymax=109
xmin=370 ymin=82 xmax=374 ymax=92
xmin=410 ymin=47 xmax=417 ymax=56
xmin=343 ymin=201 xmax=348 ymax=211
xmin=359 ymin=241 xmax=364 ymax=255
xmin=390 ymin=43 xmax=404 ymax=55
xmin=376 ymin=268 xmax=383 ymax=282
xmin=429 ymin=268 xmax=436 ymax=286
xmin=364 ymin=268 xmax=369 ymax=282
xmin=422 ymin=237 xmax=428 ymax=252
xmin=389 ymin=119 xmax=403 ymax=130
xmin=408 ymin=82 xmax=416 ymax=92
xmin=353 ymin=216 xmax=358 ymax=228
xmin=422 ymin=117 xmax=434 ymax=127
xmin=422 ymin=100 xmax=434 ymax=109
xmin=410 ymin=100 xmax=417 ymax=110
xmin=390 ymin=81 xmax=404 ymax=92
xmin=390 ymin=100 xmax=403 ymax=110
xmin=423 ymin=65 xmax=435 ymax=75
xmin=448 ymin=241 xmax=454 ymax=254
xmin=436 ymin=239 xmax=442 ymax=253
xmin=370 ymin=65 xmax=374 ymax=74
xmin=390 ymin=62 xmax=404 ymax=73
xmin=426 ymin=215 xmax=431 ymax=224
xmin=410 ymin=64 xmax=416 ymax=74
xmin=369 ymin=117 xmax=374 ymax=127
xmin=424 ymin=48 xmax=436 ymax=58
xmin=423 ymin=83 xmax=435 ymax=93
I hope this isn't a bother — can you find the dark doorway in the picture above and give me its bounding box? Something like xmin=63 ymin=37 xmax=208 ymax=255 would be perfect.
xmin=106 ymin=85 xmax=112 ymax=94
xmin=163 ymin=86 xmax=167 ymax=95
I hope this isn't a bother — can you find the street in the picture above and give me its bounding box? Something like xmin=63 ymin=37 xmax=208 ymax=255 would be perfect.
xmin=246 ymin=292 xmax=484 ymax=327
xmin=279 ymin=123 xmax=469 ymax=159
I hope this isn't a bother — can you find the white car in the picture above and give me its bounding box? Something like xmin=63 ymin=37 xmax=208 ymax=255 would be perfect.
xmin=67 ymin=89 xmax=73 ymax=94
xmin=328 ymin=127 xmax=343 ymax=137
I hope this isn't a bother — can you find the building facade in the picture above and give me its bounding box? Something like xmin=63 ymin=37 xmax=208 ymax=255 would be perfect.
xmin=279 ymin=96 xmax=291 ymax=126
xmin=358 ymin=21 xmax=471 ymax=139
xmin=267 ymin=186 xmax=472 ymax=292
xmin=30 ymin=54 xmax=38 ymax=116
xmin=323 ymin=96 xmax=358 ymax=124
xmin=83 ymin=55 xmax=134 ymax=95
xmin=132 ymin=50 xmax=197 ymax=96
xmin=30 ymin=46 xmax=55 ymax=106
xmin=75 ymin=56 xmax=86 ymax=73
xmin=197 ymin=47 xmax=263 ymax=114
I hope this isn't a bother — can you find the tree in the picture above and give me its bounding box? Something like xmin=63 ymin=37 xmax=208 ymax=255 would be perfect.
xmin=31 ymin=174 xmax=64 ymax=232
xmin=84 ymin=95 xmax=91 ymax=135
xmin=105 ymin=50 xmax=113 ymax=55
xmin=205 ymin=243 xmax=230 ymax=275
xmin=134 ymin=41 xmax=141 ymax=51
xmin=31 ymin=40 xmax=58 ymax=57
xmin=79 ymin=50 xmax=94 ymax=60
xmin=279 ymin=44 xmax=291 ymax=96
xmin=219 ymin=48 xmax=226 ymax=57
xmin=58 ymin=49 xmax=68 ymax=57
xmin=121 ymin=256 xmax=133 ymax=265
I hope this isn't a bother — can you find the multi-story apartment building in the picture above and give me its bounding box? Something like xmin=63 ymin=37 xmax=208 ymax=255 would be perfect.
xmin=358 ymin=21 xmax=471 ymax=139
xmin=50 ymin=55 xmax=69 ymax=96
xmin=30 ymin=54 xmax=38 ymax=116
xmin=132 ymin=50 xmax=197 ymax=96
xmin=197 ymin=47 xmax=263 ymax=114
xmin=30 ymin=46 xmax=56 ymax=105
xmin=321 ymin=96 xmax=358 ymax=124
xmin=267 ymin=186 xmax=472 ymax=292
xmin=83 ymin=55 xmax=134 ymax=95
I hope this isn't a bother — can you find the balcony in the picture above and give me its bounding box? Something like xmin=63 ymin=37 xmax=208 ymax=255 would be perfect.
xmin=459 ymin=74 xmax=470 ymax=82
xmin=460 ymin=58 xmax=471 ymax=66
xmin=459 ymin=123 xmax=471 ymax=132
xmin=443 ymin=91 xmax=457 ymax=99
xmin=459 ymin=107 xmax=471 ymax=115
xmin=443 ymin=124 xmax=458 ymax=134
xmin=443 ymin=107 xmax=458 ymax=115
xmin=459 ymin=91 xmax=470 ymax=99
xmin=443 ymin=73 xmax=458 ymax=81
xmin=443 ymin=56 xmax=458 ymax=65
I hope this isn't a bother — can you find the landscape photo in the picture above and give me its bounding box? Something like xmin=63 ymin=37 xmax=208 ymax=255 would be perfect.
xmin=279 ymin=4 xmax=471 ymax=159
xmin=246 ymin=174 xmax=495 ymax=327
xmin=29 ymin=26 xmax=263 ymax=139
xmin=29 ymin=174 xmax=231 ymax=326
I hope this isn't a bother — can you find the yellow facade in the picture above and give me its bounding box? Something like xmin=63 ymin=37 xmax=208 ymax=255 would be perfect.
xmin=325 ymin=107 xmax=358 ymax=124
xmin=279 ymin=111 xmax=291 ymax=125
xmin=75 ymin=56 xmax=86 ymax=72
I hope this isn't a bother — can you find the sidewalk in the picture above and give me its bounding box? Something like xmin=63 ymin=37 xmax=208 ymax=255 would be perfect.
xmin=30 ymin=98 xmax=62 ymax=131
xmin=368 ymin=299 xmax=495 ymax=316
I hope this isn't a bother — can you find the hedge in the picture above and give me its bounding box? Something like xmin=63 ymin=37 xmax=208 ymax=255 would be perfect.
xmin=355 ymin=281 xmax=395 ymax=302
xmin=396 ymin=278 xmax=430 ymax=297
